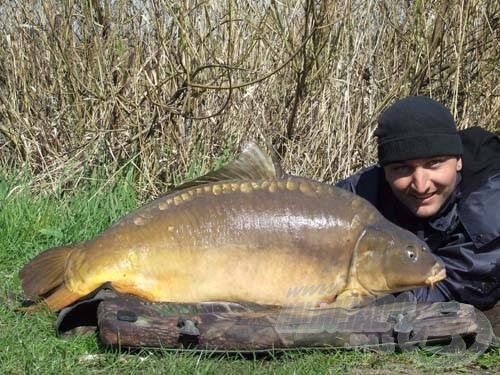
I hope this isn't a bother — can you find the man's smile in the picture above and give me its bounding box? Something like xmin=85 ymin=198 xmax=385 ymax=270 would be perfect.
xmin=408 ymin=191 xmax=437 ymax=203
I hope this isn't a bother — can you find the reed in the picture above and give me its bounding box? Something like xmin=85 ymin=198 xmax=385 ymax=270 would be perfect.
xmin=0 ymin=0 xmax=498 ymax=197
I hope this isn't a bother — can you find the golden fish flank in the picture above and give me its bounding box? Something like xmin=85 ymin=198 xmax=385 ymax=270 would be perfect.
xmin=315 ymin=184 xmax=331 ymax=195
xmin=158 ymin=201 xmax=169 ymax=210
xmin=251 ymin=181 xmax=260 ymax=190
xmin=299 ymin=182 xmax=316 ymax=196
xmin=286 ymin=180 xmax=298 ymax=191
xmin=240 ymin=182 xmax=253 ymax=193
xmin=133 ymin=217 xmax=146 ymax=226
xmin=268 ymin=181 xmax=278 ymax=192
xmin=212 ymin=184 xmax=222 ymax=195
xmin=19 ymin=143 xmax=446 ymax=312
xmin=222 ymin=183 xmax=232 ymax=193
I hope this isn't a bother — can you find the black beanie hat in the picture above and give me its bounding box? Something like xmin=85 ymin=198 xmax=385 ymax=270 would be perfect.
xmin=375 ymin=96 xmax=463 ymax=165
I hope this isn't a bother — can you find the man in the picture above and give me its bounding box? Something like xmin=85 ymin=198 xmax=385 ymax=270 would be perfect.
xmin=336 ymin=96 xmax=500 ymax=310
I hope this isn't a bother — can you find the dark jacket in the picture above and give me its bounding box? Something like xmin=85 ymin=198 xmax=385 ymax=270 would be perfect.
xmin=336 ymin=127 xmax=500 ymax=310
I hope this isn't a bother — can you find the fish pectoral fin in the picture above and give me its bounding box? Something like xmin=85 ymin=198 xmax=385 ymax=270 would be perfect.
xmin=329 ymin=290 xmax=375 ymax=309
xmin=18 ymin=285 xmax=82 ymax=313
xmin=19 ymin=244 xmax=77 ymax=299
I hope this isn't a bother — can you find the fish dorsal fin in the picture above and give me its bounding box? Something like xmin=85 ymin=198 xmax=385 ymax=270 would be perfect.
xmin=170 ymin=142 xmax=284 ymax=193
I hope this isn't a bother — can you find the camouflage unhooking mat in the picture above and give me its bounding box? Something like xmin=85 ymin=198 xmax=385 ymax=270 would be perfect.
xmin=54 ymin=287 xmax=499 ymax=353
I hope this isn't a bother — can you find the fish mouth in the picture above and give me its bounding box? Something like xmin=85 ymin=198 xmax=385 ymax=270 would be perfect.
xmin=425 ymin=266 xmax=447 ymax=286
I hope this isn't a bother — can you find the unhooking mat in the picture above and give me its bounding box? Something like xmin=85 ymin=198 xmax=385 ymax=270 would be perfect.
xmin=54 ymin=287 xmax=499 ymax=352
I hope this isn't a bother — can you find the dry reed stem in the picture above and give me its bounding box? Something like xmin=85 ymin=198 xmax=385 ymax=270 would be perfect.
xmin=0 ymin=0 xmax=498 ymax=199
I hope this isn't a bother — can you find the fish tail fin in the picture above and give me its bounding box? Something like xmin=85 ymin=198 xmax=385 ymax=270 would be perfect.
xmin=19 ymin=244 xmax=79 ymax=307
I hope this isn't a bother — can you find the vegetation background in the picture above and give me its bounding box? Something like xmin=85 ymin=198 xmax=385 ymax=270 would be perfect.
xmin=0 ymin=0 xmax=498 ymax=197
xmin=0 ymin=0 xmax=499 ymax=373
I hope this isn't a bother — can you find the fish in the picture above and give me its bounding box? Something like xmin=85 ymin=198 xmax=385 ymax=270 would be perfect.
xmin=19 ymin=143 xmax=446 ymax=312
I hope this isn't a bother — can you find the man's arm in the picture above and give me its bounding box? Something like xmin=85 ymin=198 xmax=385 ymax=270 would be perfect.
xmin=408 ymin=285 xmax=449 ymax=303
xmin=334 ymin=165 xmax=382 ymax=207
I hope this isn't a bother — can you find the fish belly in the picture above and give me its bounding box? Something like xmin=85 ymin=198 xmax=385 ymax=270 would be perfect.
xmin=111 ymin=245 xmax=350 ymax=305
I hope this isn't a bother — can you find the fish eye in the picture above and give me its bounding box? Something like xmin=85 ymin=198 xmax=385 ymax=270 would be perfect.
xmin=406 ymin=247 xmax=418 ymax=262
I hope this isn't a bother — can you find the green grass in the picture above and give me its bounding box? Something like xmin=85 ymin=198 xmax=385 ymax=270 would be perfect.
xmin=1 ymin=170 xmax=499 ymax=374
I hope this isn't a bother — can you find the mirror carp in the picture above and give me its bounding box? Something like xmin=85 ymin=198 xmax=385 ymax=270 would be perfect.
xmin=20 ymin=144 xmax=446 ymax=311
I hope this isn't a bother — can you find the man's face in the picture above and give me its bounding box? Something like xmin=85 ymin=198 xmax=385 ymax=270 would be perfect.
xmin=383 ymin=156 xmax=462 ymax=218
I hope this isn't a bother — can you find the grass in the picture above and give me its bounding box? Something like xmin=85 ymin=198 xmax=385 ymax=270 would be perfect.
xmin=1 ymin=170 xmax=499 ymax=374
